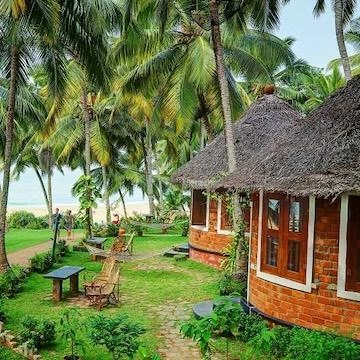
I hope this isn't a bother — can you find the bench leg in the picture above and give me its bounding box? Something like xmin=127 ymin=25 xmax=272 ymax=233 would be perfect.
xmin=70 ymin=274 xmax=79 ymax=295
xmin=53 ymin=279 xmax=62 ymax=301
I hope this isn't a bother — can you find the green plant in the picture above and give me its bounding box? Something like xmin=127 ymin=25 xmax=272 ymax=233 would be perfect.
xmin=286 ymin=327 xmax=360 ymax=360
xmin=0 ymin=299 xmax=6 ymax=322
xmin=237 ymin=312 xmax=268 ymax=343
xmin=30 ymin=252 xmax=53 ymax=273
xmin=56 ymin=240 xmax=70 ymax=257
xmin=19 ymin=316 xmax=56 ymax=349
xmin=92 ymin=223 xmax=120 ymax=237
xmin=7 ymin=211 xmax=48 ymax=229
xmin=0 ymin=266 xmax=27 ymax=298
xmin=60 ymin=308 xmax=85 ymax=360
xmin=88 ymin=314 xmax=146 ymax=360
xmin=218 ymin=273 xmax=247 ymax=296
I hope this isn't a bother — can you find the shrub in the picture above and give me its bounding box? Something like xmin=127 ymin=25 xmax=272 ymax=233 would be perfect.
xmin=56 ymin=240 xmax=70 ymax=257
xmin=286 ymin=327 xmax=360 ymax=360
xmin=237 ymin=312 xmax=268 ymax=342
xmin=218 ymin=273 xmax=247 ymax=296
xmin=88 ymin=314 xmax=146 ymax=360
xmin=267 ymin=326 xmax=293 ymax=358
xmin=30 ymin=252 xmax=53 ymax=273
xmin=8 ymin=211 xmax=37 ymax=228
xmin=0 ymin=346 xmax=24 ymax=359
xmin=0 ymin=266 xmax=27 ymax=298
xmin=0 ymin=299 xmax=5 ymax=322
xmin=19 ymin=316 xmax=56 ymax=349
xmin=92 ymin=223 xmax=119 ymax=237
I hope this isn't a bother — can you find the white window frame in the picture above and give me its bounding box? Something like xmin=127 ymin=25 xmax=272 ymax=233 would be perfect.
xmin=337 ymin=194 xmax=360 ymax=301
xmin=190 ymin=189 xmax=209 ymax=232
xmin=256 ymin=190 xmax=316 ymax=292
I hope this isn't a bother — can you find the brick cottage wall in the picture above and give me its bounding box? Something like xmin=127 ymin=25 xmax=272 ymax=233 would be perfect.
xmin=249 ymin=193 xmax=360 ymax=339
xmin=189 ymin=198 xmax=232 ymax=268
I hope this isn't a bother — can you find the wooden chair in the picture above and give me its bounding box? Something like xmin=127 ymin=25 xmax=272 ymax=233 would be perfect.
xmin=85 ymin=232 xmax=135 ymax=260
xmin=83 ymin=256 xmax=117 ymax=295
xmin=85 ymin=260 xmax=120 ymax=310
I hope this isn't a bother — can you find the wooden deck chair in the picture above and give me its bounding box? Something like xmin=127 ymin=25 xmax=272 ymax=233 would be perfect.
xmin=110 ymin=232 xmax=135 ymax=257
xmin=85 ymin=260 xmax=120 ymax=309
xmin=83 ymin=256 xmax=117 ymax=295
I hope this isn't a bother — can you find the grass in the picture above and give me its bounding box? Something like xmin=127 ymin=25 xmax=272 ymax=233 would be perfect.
xmin=5 ymin=228 xmax=84 ymax=253
xmin=1 ymin=233 xmax=221 ymax=359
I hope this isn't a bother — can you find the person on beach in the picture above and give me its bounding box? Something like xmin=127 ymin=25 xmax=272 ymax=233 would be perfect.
xmin=64 ymin=210 xmax=74 ymax=240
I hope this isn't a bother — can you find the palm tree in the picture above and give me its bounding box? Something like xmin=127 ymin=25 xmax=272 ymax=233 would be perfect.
xmin=313 ymin=0 xmax=356 ymax=81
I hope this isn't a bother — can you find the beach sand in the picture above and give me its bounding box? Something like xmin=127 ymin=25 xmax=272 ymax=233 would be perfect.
xmin=7 ymin=201 xmax=149 ymax=223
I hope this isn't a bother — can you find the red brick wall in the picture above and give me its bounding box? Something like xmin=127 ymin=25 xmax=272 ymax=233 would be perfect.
xmin=189 ymin=198 xmax=232 ymax=268
xmin=249 ymin=193 xmax=360 ymax=339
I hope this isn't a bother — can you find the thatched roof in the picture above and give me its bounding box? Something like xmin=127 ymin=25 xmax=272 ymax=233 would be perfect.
xmin=218 ymin=75 xmax=360 ymax=197
xmin=171 ymin=94 xmax=303 ymax=189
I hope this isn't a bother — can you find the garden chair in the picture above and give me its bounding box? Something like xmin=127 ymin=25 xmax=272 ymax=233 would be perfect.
xmin=83 ymin=256 xmax=117 ymax=295
xmin=110 ymin=232 xmax=135 ymax=257
xmin=85 ymin=260 xmax=120 ymax=310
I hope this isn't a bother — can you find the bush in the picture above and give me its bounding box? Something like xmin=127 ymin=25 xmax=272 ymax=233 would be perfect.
xmin=218 ymin=273 xmax=247 ymax=296
xmin=237 ymin=312 xmax=268 ymax=343
xmin=92 ymin=223 xmax=120 ymax=237
xmin=8 ymin=211 xmax=38 ymax=228
xmin=30 ymin=252 xmax=53 ymax=273
xmin=56 ymin=240 xmax=70 ymax=257
xmin=19 ymin=316 xmax=56 ymax=349
xmin=286 ymin=327 xmax=360 ymax=360
xmin=0 ymin=346 xmax=24 ymax=359
xmin=88 ymin=314 xmax=146 ymax=360
xmin=0 ymin=266 xmax=27 ymax=298
xmin=267 ymin=326 xmax=293 ymax=358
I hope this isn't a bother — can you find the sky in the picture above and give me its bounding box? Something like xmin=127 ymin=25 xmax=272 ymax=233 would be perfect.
xmin=276 ymin=1 xmax=360 ymax=69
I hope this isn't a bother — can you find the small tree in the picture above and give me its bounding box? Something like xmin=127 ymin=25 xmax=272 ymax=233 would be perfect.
xmin=88 ymin=314 xmax=146 ymax=360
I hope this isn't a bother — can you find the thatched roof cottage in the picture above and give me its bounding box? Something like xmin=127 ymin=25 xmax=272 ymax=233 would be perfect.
xmin=217 ymin=76 xmax=360 ymax=339
xmin=172 ymin=93 xmax=303 ymax=267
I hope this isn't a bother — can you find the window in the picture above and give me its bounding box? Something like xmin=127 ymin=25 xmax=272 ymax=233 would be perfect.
xmin=261 ymin=193 xmax=308 ymax=283
xmin=191 ymin=189 xmax=208 ymax=227
xmin=346 ymin=196 xmax=360 ymax=292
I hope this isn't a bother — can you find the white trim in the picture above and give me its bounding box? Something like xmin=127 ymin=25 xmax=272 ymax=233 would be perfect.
xmin=216 ymin=199 xmax=232 ymax=235
xmin=256 ymin=192 xmax=315 ymax=293
xmin=337 ymin=194 xmax=360 ymax=301
xmin=247 ymin=200 xmax=253 ymax=303
xmin=190 ymin=190 xmax=210 ymax=232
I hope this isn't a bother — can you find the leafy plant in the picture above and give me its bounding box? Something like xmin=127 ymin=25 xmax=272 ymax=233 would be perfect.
xmin=19 ymin=316 xmax=56 ymax=349
xmin=60 ymin=308 xmax=85 ymax=360
xmin=88 ymin=314 xmax=146 ymax=360
xmin=0 ymin=266 xmax=27 ymax=298
xmin=7 ymin=211 xmax=48 ymax=229
xmin=218 ymin=273 xmax=247 ymax=296
xmin=92 ymin=223 xmax=120 ymax=237
xmin=30 ymin=251 xmax=53 ymax=273
xmin=56 ymin=239 xmax=70 ymax=257
xmin=0 ymin=299 xmax=6 ymax=322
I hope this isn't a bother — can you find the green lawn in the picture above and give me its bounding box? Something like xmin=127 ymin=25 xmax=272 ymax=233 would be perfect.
xmin=5 ymin=228 xmax=84 ymax=253
xmin=2 ymin=233 xmax=221 ymax=360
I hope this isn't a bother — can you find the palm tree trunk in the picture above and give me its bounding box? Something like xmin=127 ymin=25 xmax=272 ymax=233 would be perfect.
xmin=47 ymin=152 xmax=53 ymax=230
xmin=198 ymin=93 xmax=213 ymax=142
xmin=144 ymin=121 xmax=155 ymax=217
xmin=102 ymin=166 xmax=111 ymax=224
xmin=153 ymin=151 xmax=164 ymax=207
xmin=0 ymin=46 xmax=18 ymax=272
xmin=118 ymin=189 xmax=128 ymax=218
xmin=210 ymin=0 xmax=237 ymax=173
xmin=33 ymin=167 xmax=51 ymax=227
xmin=81 ymin=87 xmax=92 ymax=236
xmin=335 ymin=0 xmax=352 ymax=81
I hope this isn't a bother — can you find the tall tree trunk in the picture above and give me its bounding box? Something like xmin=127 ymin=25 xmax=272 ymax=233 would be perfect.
xmin=0 ymin=46 xmax=18 ymax=272
xmin=81 ymin=88 xmax=92 ymax=237
xmin=335 ymin=0 xmax=352 ymax=82
xmin=210 ymin=0 xmax=237 ymax=173
xmin=33 ymin=167 xmax=51 ymax=227
xmin=47 ymin=151 xmax=53 ymax=230
xmin=153 ymin=150 xmax=164 ymax=207
xmin=118 ymin=189 xmax=128 ymax=218
xmin=102 ymin=166 xmax=111 ymax=224
xmin=144 ymin=120 xmax=155 ymax=217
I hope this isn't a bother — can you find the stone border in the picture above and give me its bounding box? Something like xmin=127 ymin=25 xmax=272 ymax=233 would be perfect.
xmin=0 ymin=321 xmax=42 ymax=360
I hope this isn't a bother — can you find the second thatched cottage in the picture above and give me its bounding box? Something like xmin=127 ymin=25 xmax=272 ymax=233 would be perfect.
xmin=172 ymin=90 xmax=303 ymax=267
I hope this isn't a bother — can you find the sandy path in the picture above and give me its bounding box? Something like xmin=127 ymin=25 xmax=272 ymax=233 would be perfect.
xmin=8 ymin=236 xmax=81 ymax=267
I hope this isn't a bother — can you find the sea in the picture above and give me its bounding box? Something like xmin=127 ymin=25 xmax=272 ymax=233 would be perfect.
xmin=3 ymin=167 xmax=145 ymax=207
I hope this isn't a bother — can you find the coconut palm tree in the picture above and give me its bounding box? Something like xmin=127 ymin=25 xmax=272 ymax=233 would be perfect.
xmin=313 ymin=0 xmax=357 ymax=81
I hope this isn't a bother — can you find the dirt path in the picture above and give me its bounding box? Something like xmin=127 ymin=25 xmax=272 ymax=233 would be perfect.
xmin=8 ymin=236 xmax=81 ymax=266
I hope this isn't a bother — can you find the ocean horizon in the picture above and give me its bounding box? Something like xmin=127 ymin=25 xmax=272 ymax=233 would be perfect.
xmin=4 ymin=167 xmax=146 ymax=207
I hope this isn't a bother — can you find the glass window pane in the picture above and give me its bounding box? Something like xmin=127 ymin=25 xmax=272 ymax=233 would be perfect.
xmin=268 ymin=199 xmax=280 ymax=230
xmin=287 ymin=240 xmax=300 ymax=272
xmin=267 ymin=236 xmax=278 ymax=266
xmin=289 ymin=199 xmax=302 ymax=232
